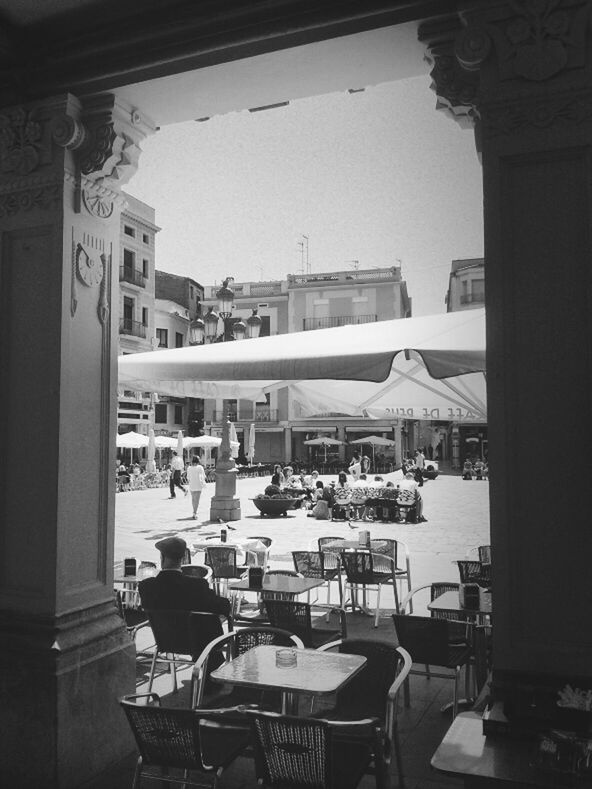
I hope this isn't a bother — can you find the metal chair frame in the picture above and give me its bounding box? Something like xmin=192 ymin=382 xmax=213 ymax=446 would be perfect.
xmin=340 ymin=551 xmax=400 ymax=626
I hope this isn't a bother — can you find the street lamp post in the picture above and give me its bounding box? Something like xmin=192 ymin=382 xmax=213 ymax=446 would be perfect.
xmin=186 ymin=276 xmax=263 ymax=521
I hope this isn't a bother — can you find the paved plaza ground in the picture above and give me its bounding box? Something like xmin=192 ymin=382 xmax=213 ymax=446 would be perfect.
xmin=105 ymin=470 xmax=490 ymax=789
xmin=115 ymin=468 xmax=490 ymax=605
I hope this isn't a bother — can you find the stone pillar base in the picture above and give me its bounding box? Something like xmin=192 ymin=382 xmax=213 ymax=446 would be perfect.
xmin=210 ymin=496 xmax=242 ymax=521
xmin=0 ymin=603 xmax=135 ymax=788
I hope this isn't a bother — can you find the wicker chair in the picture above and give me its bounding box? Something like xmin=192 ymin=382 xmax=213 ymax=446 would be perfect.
xmin=391 ymin=614 xmax=472 ymax=718
xmin=191 ymin=626 xmax=304 ymax=710
xmin=249 ymin=710 xmax=388 ymax=789
xmin=317 ymin=639 xmax=412 ymax=789
xmin=292 ymin=550 xmax=342 ymax=605
xmin=340 ymin=551 xmax=400 ymax=625
xmin=145 ymin=609 xmax=230 ymax=693
xmin=120 ymin=693 xmax=249 ymax=789
xmin=204 ymin=545 xmax=248 ymax=595
xmin=466 ymin=544 xmax=492 ymax=564
xmin=371 ymin=538 xmax=412 ymax=611
xmin=456 ymin=559 xmax=491 ymax=588
xmin=400 ymin=582 xmax=470 ymax=644
xmin=263 ymin=599 xmax=347 ymax=648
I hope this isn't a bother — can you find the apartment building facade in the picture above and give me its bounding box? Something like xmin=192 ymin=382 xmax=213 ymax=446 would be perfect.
xmin=201 ymin=265 xmax=412 ymax=467
xmin=117 ymin=193 xmax=159 ymax=434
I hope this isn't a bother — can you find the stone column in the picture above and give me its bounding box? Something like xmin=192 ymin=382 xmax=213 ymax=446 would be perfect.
xmin=209 ymin=418 xmax=241 ymax=521
xmin=284 ymin=426 xmax=292 ymax=463
xmin=421 ymin=0 xmax=592 ymax=684
xmin=393 ymin=421 xmax=403 ymax=466
xmin=0 ymin=93 xmax=155 ymax=787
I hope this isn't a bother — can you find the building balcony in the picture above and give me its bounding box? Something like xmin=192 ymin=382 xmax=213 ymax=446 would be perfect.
xmin=460 ymin=292 xmax=485 ymax=305
xmin=119 ymin=266 xmax=146 ymax=287
xmin=302 ymin=314 xmax=377 ymax=331
xmin=210 ymin=408 xmax=279 ymax=423
xmin=119 ymin=318 xmax=147 ymax=338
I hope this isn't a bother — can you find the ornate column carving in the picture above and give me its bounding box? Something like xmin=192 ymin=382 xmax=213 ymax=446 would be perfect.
xmin=0 ymin=92 xmax=155 ymax=787
xmin=421 ymin=0 xmax=592 ymax=687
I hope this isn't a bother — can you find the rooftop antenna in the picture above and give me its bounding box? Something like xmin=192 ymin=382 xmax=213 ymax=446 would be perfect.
xmin=297 ymin=240 xmax=305 ymax=274
xmin=256 ymin=265 xmax=264 ymax=280
xmin=302 ymin=235 xmax=310 ymax=273
xmin=346 ymin=259 xmax=360 ymax=270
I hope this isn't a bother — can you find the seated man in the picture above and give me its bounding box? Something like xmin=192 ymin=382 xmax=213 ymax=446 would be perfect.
xmin=139 ymin=536 xmax=230 ymax=618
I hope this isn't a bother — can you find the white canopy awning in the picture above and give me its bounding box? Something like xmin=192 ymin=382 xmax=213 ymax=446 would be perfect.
xmin=118 ymin=310 xmax=486 ymax=404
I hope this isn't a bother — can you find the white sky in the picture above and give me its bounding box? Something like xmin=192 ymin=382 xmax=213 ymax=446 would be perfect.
xmin=126 ymin=75 xmax=483 ymax=316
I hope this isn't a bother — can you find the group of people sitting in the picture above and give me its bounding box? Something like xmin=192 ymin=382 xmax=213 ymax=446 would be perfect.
xmin=462 ymin=458 xmax=488 ymax=480
xmin=264 ymin=462 xmax=425 ymax=523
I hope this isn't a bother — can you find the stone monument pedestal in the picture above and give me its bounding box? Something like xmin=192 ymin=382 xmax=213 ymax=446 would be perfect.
xmin=209 ymin=419 xmax=241 ymax=521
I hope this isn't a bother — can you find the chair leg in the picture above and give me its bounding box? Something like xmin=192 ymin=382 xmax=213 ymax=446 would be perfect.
xmin=132 ymin=757 xmax=142 ymax=789
xmin=374 ymin=585 xmax=381 ymax=628
xmin=147 ymin=649 xmax=159 ymax=693
xmin=393 ymin=727 xmax=406 ymax=789
xmin=171 ymin=656 xmax=178 ymax=693
xmin=403 ymin=677 xmax=410 ymax=708
xmin=453 ymin=666 xmax=460 ymax=718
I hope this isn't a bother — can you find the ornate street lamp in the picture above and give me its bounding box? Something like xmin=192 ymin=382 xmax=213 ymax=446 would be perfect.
xmin=246 ymin=308 xmax=262 ymax=339
xmin=216 ymin=277 xmax=235 ymax=318
xmin=188 ymin=315 xmax=205 ymax=345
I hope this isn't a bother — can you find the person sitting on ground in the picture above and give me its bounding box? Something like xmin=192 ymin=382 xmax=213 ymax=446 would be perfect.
xmin=282 ymin=465 xmax=294 ymax=483
xmin=308 ymin=480 xmax=332 ymax=519
xmin=351 ymin=473 xmax=369 ymax=520
xmin=373 ymin=475 xmax=385 ymax=487
xmin=462 ymin=458 xmax=474 ymax=480
xmin=270 ymin=464 xmax=283 ymax=487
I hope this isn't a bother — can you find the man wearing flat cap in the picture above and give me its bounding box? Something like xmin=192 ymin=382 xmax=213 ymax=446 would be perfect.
xmin=138 ymin=536 xmax=230 ymax=617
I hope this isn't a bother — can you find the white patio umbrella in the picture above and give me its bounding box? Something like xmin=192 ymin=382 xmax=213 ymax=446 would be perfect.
xmin=303 ymin=436 xmax=345 ymax=463
xmin=247 ymin=423 xmax=256 ymax=465
xmin=116 ymin=430 xmax=149 ymax=464
xmin=349 ymin=435 xmax=396 ymax=470
xmin=118 ymin=310 xmax=486 ymax=396
xmin=154 ymin=435 xmax=178 ymax=449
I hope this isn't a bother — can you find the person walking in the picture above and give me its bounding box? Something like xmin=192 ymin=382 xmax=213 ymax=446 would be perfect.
xmin=186 ymin=455 xmax=206 ymax=519
xmin=169 ymin=451 xmax=187 ymax=498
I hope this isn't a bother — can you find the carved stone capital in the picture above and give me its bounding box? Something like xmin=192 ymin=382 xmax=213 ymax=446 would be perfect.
xmin=77 ymin=95 xmax=156 ymax=191
xmin=420 ymin=1 xmax=592 ymax=132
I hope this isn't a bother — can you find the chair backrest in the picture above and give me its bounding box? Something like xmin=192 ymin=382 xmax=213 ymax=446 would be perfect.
xmin=265 ymin=569 xmax=300 ymax=577
xmin=372 ymin=538 xmax=409 ymax=570
xmin=205 ymin=546 xmax=239 ymax=578
xmin=121 ymin=698 xmax=207 ymax=770
xmin=318 ymin=536 xmax=343 ymax=553
xmin=250 ymin=712 xmax=331 ymax=788
xmin=430 ymin=581 xmax=468 ymax=622
xmin=478 ymin=545 xmax=492 ymax=564
xmin=146 ymin=609 xmax=224 ymax=657
xmin=456 ymin=560 xmax=491 ymax=586
xmin=392 ymin=614 xmax=451 ymax=666
xmin=341 ymin=551 xmax=393 ymax=584
xmin=263 ymin=600 xmax=312 ymax=646
xmin=248 ymin=536 xmax=273 ymax=548
xmin=333 ymin=639 xmax=405 ymax=720
xmin=292 ymin=550 xmax=324 ymax=578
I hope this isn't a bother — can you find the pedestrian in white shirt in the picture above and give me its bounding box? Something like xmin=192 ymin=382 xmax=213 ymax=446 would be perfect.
xmin=186 ymin=455 xmax=206 ymax=519
xmin=169 ymin=451 xmax=187 ymax=499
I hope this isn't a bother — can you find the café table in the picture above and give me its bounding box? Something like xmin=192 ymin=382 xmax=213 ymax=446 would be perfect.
xmin=428 ymin=590 xmax=492 ymax=625
xmin=431 ymin=710 xmax=573 ymax=787
xmin=228 ymin=574 xmax=324 ymax=597
xmin=209 ymin=643 xmax=366 ymax=714
xmin=192 ymin=537 xmax=269 ymax=567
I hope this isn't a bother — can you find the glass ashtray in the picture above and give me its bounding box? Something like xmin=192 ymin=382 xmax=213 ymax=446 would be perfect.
xmin=275 ymin=649 xmax=297 ymax=668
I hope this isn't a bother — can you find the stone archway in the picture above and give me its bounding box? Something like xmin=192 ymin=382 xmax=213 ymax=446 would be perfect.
xmin=2 ymin=2 xmax=592 ymax=785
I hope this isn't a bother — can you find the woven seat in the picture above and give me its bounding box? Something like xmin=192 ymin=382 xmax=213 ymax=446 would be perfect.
xmin=392 ymin=614 xmax=472 ymax=718
xmin=121 ymin=693 xmax=249 ymax=789
xmin=249 ymin=711 xmax=387 ymax=789
xmin=263 ymin=599 xmax=347 ymax=648
xmin=317 ymin=639 xmax=412 ymax=788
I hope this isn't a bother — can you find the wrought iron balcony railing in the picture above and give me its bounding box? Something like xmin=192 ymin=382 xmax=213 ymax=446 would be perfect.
xmin=302 ymin=314 xmax=377 ymax=331
xmin=119 ymin=266 xmax=146 ymax=287
xmin=459 ymin=292 xmax=485 ymax=304
xmin=119 ymin=318 xmax=147 ymax=338
xmin=210 ymin=408 xmax=278 ymax=423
